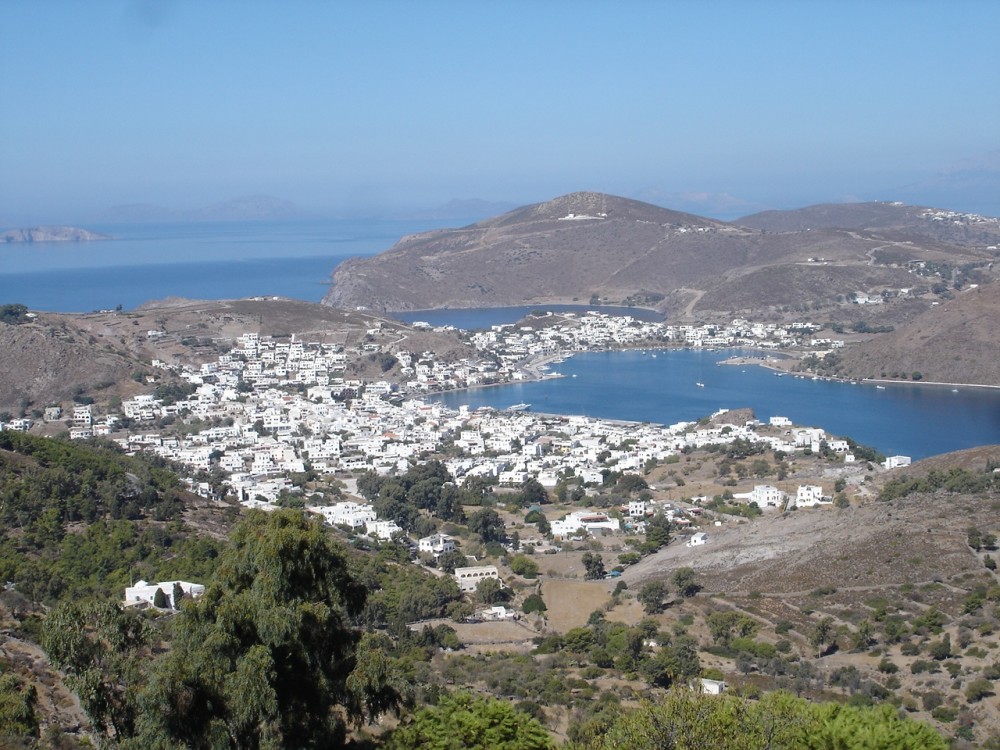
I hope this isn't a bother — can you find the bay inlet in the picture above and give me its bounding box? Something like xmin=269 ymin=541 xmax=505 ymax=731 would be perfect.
xmin=428 ymin=349 xmax=1000 ymax=460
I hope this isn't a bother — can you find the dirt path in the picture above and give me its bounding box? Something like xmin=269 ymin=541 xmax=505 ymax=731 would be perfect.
xmin=677 ymin=288 xmax=706 ymax=319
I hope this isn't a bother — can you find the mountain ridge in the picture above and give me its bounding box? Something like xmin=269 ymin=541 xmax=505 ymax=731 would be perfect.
xmin=322 ymin=192 xmax=1000 ymax=316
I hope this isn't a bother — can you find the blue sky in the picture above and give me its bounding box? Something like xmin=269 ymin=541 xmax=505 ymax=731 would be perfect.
xmin=1 ymin=0 xmax=998 ymax=223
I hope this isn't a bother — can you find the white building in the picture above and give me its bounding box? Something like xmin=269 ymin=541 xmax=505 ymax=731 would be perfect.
xmin=687 ymin=532 xmax=709 ymax=547
xmin=454 ymin=565 xmax=500 ymax=593
xmin=307 ymin=502 xmax=376 ymax=529
xmin=550 ymin=511 xmax=620 ymax=539
xmin=794 ymin=485 xmax=825 ymax=508
xmin=627 ymin=500 xmax=648 ymax=518
xmin=367 ymin=519 xmax=403 ymax=540
xmin=695 ymin=678 xmax=727 ymax=695
xmin=749 ymin=484 xmax=785 ymax=508
xmin=124 ymin=579 xmax=205 ymax=609
xmin=418 ymin=533 xmax=456 ymax=557
xmin=883 ymin=455 xmax=912 ymax=469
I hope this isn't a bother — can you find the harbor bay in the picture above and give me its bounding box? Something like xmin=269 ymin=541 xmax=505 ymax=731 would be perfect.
xmin=430 ymin=349 xmax=1000 ymax=460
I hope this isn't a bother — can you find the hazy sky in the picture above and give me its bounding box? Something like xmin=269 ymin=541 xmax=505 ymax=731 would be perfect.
xmin=1 ymin=0 xmax=998 ymax=222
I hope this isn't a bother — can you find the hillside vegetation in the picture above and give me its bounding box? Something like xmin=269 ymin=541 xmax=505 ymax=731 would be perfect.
xmin=3 ymin=431 xmax=999 ymax=746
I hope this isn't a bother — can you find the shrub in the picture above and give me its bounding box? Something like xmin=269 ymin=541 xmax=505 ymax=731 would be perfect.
xmin=965 ymin=678 xmax=994 ymax=703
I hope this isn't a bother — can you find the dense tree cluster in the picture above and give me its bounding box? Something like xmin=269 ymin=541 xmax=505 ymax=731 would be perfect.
xmin=0 ymin=433 xmax=222 ymax=603
xmin=352 ymin=546 xmax=463 ymax=629
xmin=535 ymin=617 xmax=700 ymax=687
xmin=571 ymin=688 xmax=948 ymax=750
xmin=0 ymin=303 xmax=29 ymax=325
xmin=356 ymin=461 xmax=465 ymax=531
xmin=386 ymin=691 xmax=552 ymax=750
xmin=43 ymin=510 xmax=406 ymax=749
xmin=878 ymin=467 xmax=1000 ymax=501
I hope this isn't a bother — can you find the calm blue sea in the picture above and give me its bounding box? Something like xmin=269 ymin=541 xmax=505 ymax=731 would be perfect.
xmin=2 ymin=220 xmax=998 ymax=458
xmin=0 ymin=219 xmax=458 ymax=312
xmin=430 ymin=350 xmax=1000 ymax=460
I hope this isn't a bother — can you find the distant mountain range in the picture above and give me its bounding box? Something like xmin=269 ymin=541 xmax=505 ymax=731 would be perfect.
xmin=97 ymin=194 xmax=310 ymax=223
xmin=322 ymin=191 xmax=1000 ymax=316
xmin=884 ymin=150 xmax=1000 ymax=219
xmin=393 ymin=198 xmax=520 ymax=221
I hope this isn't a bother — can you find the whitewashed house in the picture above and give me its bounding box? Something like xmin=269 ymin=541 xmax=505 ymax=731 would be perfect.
xmin=124 ymin=579 xmax=204 ymax=609
xmin=749 ymin=484 xmax=785 ymax=508
xmin=687 ymin=532 xmax=709 ymax=547
xmin=454 ymin=565 xmax=500 ymax=593
xmin=794 ymin=485 xmax=825 ymax=507
xmin=418 ymin=533 xmax=456 ymax=557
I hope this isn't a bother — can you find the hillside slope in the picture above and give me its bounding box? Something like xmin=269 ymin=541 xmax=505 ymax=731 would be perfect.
xmin=323 ymin=193 xmax=996 ymax=316
xmin=832 ymin=282 xmax=1000 ymax=385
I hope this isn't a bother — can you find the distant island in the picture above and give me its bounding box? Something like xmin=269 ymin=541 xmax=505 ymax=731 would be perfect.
xmin=2 ymin=226 xmax=112 ymax=243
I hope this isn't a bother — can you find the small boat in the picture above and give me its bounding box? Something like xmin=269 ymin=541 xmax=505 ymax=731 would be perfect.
xmin=507 ymin=403 xmax=531 ymax=412
xmin=695 ymin=382 xmax=705 ymax=388
xmin=876 ymin=385 xmax=886 ymax=390
xmin=951 ymin=388 xmax=959 ymax=393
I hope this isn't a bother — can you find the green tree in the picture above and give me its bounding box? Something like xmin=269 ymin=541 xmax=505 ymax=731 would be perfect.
xmin=705 ymin=611 xmax=758 ymax=649
xmin=386 ymin=691 xmax=552 ymax=750
xmin=641 ymin=636 xmax=701 ymax=688
xmin=437 ymin=548 xmax=468 ymax=575
xmin=810 ymin=616 xmax=836 ymax=657
xmin=509 ymin=554 xmax=540 ymax=579
xmin=643 ymin=513 xmax=671 ymax=551
xmin=581 ymin=552 xmax=605 ymax=580
xmin=476 ymin=577 xmax=506 ymax=605
xmin=519 ymin=478 xmax=549 ymax=507
xmin=522 ymin=594 xmax=547 ymax=615
xmin=852 ymin=619 xmax=876 ymax=650
xmin=152 ymin=587 xmax=168 ymax=609
xmin=671 ymin=567 xmax=700 ymax=598
xmin=577 ymin=688 xmax=947 ymax=750
xmin=135 ymin=509 xmax=402 ymax=748
xmin=172 ymin=582 xmax=185 ymax=609
xmin=42 ymin=599 xmax=148 ymax=740
xmin=0 ymin=667 xmax=38 ymax=741
xmin=468 ymin=508 xmax=506 ymax=544
xmin=638 ymin=581 xmax=668 ymax=614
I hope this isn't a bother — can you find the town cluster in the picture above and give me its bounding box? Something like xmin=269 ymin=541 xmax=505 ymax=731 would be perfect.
xmin=2 ymin=310 xmax=916 ymax=602
xmin=2 ymin=312 xmax=907 ymax=518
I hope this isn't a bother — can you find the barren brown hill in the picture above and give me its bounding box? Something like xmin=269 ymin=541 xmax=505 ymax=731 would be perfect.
xmin=735 ymin=201 xmax=1000 ymax=250
xmin=0 ymin=315 xmax=143 ymax=411
xmin=833 ymin=282 xmax=1000 ymax=385
xmin=323 ymin=193 xmax=997 ymax=317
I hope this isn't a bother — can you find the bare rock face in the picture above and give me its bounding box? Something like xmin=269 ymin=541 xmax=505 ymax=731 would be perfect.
xmin=322 ymin=192 xmax=998 ymax=316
